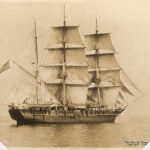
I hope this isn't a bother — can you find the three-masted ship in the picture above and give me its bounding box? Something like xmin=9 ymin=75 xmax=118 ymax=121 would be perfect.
xmin=0 ymin=10 xmax=141 ymax=125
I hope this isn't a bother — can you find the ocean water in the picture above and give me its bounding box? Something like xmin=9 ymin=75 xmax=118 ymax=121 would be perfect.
xmin=0 ymin=105 xmax=149 ymax=148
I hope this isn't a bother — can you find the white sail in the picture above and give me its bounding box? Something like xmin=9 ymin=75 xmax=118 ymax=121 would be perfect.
xmin=18 ymin=30 xmax=37 ymax=74
xmin=66 ymin=85 xmax=88 ymax=106
xmin=65 ymin=48 xmax=87 ymax=65
xmin=41 ymin=25 xmax=88 ymax=107
xmin=119 ymin=86 xmax=135 ymax=103
xmin=47 ymin=26 xmax=83 ymax=48
xmin=6 ymin=61 xmax=36 ymax=104
xmin=40 ymin=48 xmax=88 ymax=83
xmin=0 ymin=59 xmax=37 ymax=104
xmin=47 ymin=84 xmax=63 ymax=104
xmin=19 ymin=31 xmax=36 ymax=64
xmin=0 ymin=23 xmax=63 ymax=105
xmin=86 ymin=54 xmax=120 ymax=70
xmin=87 ymin=88 xmax=99 ymax=104
xmin=39 ymin=67 xmax=62 ymax=82
xmin=116 ymin=92 xmax=128 ymax=107
xmin=85 ymin=31 xmax=140 ymax=107
xmin=120 ymin=70 xmax=141 ymax=98
xmin=40 ymin=67 xmax=88 ymax=85
xmin=88 ymin=69 xmax=120 ymax=84
xmin=67 ymin=67 xmax=88 ymax=83
xmin=39 ymin=82 xmax=61 ymax=105
xmin=102 ymin=87 xmax=120 ymax=106
xmin=85 ymin=33 xmax=115 ymax=51
xmin=41 ymin=50 xmax=63 ymax=66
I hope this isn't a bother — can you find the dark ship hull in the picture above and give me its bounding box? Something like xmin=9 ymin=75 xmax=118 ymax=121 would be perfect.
xmin=8 ymin=104 xmax=124 ymax=125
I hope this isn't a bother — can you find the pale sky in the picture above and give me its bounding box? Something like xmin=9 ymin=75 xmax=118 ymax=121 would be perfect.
xmin=0 ymin=0 xmax=149 ymax=116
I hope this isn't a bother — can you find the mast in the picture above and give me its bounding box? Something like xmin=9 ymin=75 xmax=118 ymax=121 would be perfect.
xmin=34 ymin=21 xmax=39 ymax=104
xmin=85 ymin=19 xmax=122 ymax=107
xmin=95 ymin=18 xmax=102 ymax=107
xmin=62 ymin=5 xmax=67 ymax=107
xmin=42 ymin=7 xmax=88 ymax=108
xmin=84 ymin=17 xmax=142 ymax=107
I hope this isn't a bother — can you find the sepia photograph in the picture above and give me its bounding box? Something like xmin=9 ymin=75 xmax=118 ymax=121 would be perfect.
xmin=0 ymin=0 xmax=149 ymax=149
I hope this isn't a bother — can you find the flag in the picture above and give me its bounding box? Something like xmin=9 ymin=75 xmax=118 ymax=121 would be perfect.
xmin=0 ymin=60 xmax=10 ymax=73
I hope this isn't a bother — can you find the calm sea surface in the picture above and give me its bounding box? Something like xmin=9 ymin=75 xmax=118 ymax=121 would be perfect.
xmin=0 ymin=105 xmax=149 ymax=148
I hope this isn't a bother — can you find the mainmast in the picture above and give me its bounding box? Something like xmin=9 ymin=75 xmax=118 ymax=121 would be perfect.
xmin=62 ymin=5 xmax=67 ymax=107
xmin=95 ymin=18 xmax=102 ymax=107
xmin=34 ymin=21 xmax=39 ymax=104
xmin=42 ymin=6 xmax=88 ymax=108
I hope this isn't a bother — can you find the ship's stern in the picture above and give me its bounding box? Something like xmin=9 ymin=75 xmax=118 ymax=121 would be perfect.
xmin=8 ymin=104 xmax=25 ymax=125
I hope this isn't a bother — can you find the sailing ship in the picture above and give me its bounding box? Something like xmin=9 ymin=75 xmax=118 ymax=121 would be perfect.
xmin=0 ymin=9 xmax=141 ymax=125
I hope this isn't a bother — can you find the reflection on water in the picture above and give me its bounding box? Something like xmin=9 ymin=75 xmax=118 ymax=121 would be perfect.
xmin=0 ymin=105 xmax=149 ymax=148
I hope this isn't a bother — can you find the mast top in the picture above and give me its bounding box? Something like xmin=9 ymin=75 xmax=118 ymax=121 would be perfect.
xmin=34 ymin=20 xmax=37 ymax=38
xmin=96 ymin=17 xmax=98 ymax=34
xmin=63 ymin=5 xmax=66 ymax=27
xmin=34 ymin=19 xmax=39 ymax=65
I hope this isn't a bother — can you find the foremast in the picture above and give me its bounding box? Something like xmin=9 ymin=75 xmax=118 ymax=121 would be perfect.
xmin=34 ymin=21 xmax=39 ymax=104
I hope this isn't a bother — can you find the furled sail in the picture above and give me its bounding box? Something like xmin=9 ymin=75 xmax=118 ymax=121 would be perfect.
xmin=40 ymin=25 xmax=88 ymax=108
xmin=85 ymin=30 xmax=141 ymax=108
